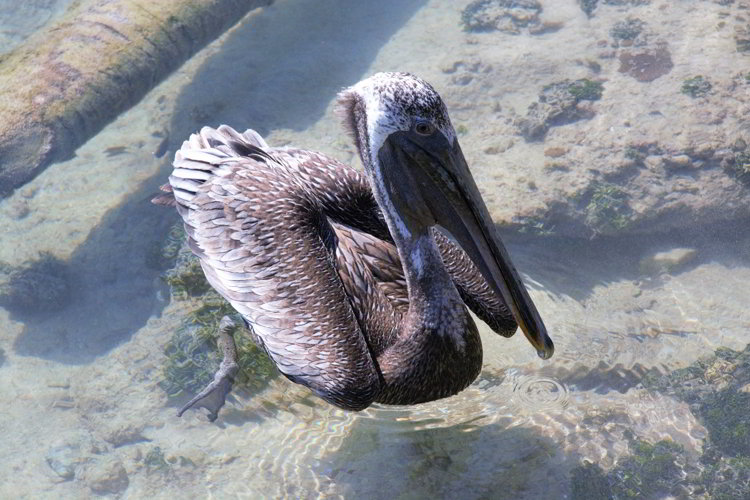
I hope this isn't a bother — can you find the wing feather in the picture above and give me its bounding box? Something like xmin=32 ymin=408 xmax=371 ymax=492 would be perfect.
xmin=168 ymin=127 xmax=381 ymax=410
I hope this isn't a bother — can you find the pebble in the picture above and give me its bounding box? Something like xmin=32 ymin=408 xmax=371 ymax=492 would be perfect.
xmin=639 ymin=247 xmax=698 ymax=275
xmin=45 ymin=444 xmax=82 ymax=480
xmin=664 ymin=154 xmax=692 ymax=168
xmin=7 ymin=199 xmax=30 ymax=220
xmin=544 ymin=146 xmax=567 ymax=158
xmin=81 ymin=457 xmax=129 ymax=494
xmin=100 ymin=423 xmax=147 ymax=447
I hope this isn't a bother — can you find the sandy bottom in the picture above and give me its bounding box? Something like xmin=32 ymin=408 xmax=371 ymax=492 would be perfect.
xmin=0 ymin=0 xmax=748 ymax=498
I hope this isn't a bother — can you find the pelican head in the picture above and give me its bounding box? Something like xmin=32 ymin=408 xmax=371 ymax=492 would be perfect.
xmin=337 ymin=72 xmax=554 ymax=359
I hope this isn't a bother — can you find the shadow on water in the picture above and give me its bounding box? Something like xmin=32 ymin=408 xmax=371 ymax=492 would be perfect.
xmin=168 ymin=0 xmax=427 ymax=145
xmin=316 ymin=420 xmax=571 ymax=500
xmin=503 ymin=217 xmax=750 ymax=303
xmin=11 ymin=168 xmax=178 ymax=364
xmin=9 ymin=0 xmax=428 ymax=363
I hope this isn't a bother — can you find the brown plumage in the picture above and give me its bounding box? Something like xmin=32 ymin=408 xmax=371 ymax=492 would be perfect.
xmin=159 ymin=72 xmax=553 ymax=417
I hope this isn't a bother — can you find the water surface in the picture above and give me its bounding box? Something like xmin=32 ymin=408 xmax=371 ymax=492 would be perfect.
xmin=1 ymin=0 xmax=748 ymax=498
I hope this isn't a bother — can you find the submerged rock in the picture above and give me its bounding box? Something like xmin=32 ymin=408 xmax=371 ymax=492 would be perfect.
xmin=724 ymin=150 xmax=750 ymax=185
xmin=517 ymin=79 xmax=603 ymax=141
xmin=618 ymin=45 xmax=673 ymax=82
xmin=80 ymin=457 xmax=129 ymax=495
xmin=0 ymin=253 xmax=71 ymax=315
xmin=45 ymin=443 xmax=83 ymax=480
xmin=639 ymin=247 xmax=698 ymax=275
xmin=461 ymin=0 xmax=542 ymax=34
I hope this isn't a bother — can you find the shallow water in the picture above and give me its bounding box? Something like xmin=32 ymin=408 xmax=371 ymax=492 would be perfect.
xmin=1 ymin=0 xmax=749 ymax=498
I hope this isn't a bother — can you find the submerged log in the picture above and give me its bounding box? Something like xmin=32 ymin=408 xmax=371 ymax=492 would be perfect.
xmin=0 ymin=0 xmax=272 ymax=197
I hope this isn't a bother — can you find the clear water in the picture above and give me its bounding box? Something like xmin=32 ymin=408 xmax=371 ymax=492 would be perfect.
xmin=1 ymin=0 xmax=749 ymax=498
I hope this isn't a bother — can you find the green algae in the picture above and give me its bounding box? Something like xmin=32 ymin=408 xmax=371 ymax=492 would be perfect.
xmin=570 ymin=435 xmax=686 ymax=500
xmin=613 ymin=436 xmax=685 ymax=499
xmin=517 ymin=217 xmax=555 ymax=236
xmin=145 ymin=223 xmax=184 ymax=270
xmin=571 ymin=461 xmax=611 ymax=500
xmin=164 ymin=259 xmax=212 ymax=298
xmin=681 ymin=76 xmax=712 ymax=98
xmin=699 ymin=455 xmax=750 ymax=500
xmin=584 ymin=182 xmax=632 ymax=234
xmin=610 ymin=18 xmax=645 ymax=42
xmin=142 ymin=445 xmax=195 ymax=475
xmin=158 ymin=236 xmax=277 ymax=402
xmin=567 ymin=78 xmax=604 ymax=101
xmin=143 ymin=446 xmax=170 ymax=471
xmin=624 ymin=145 xmax=646 ymax=164
xmin=727 ymin=151 xmax=750 ymax=185
xmin=518 ymin=78 xmax=603 ymax=140
xmin=641 ymin=344 xmax=750 ymax=497
xmin=161 ymin=240 xmax=212 ymax=298
xmin=159 ymin=291 xmax=276 ymax=400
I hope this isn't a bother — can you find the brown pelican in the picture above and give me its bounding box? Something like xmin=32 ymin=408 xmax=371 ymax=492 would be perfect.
xmin=155 ymin=72 xmax=553 ymax=421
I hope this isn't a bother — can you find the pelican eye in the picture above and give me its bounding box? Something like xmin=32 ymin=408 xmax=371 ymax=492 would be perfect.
xmin=414 ymin=121 xmax=435 ymax=136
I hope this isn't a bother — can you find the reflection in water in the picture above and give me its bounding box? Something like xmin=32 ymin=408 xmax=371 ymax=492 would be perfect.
xmin=1 ymin=0 xmax=749 ymax=498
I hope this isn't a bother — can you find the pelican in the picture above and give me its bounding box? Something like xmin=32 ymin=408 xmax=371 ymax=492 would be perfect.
xmin=155 ymin=72 xmax=553 ymax=421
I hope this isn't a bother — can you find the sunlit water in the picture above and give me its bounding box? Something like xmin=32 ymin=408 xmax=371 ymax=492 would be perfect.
xmin=1 ymin=0 xmax=749 ymax=499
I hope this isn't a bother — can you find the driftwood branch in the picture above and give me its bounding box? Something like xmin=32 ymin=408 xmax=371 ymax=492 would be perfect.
xmin=0 ymin=0 xmax=272 ymax=197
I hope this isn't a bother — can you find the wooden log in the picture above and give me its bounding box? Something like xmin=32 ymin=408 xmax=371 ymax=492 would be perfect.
xmin=0 ymin=0 xmax=272 ymax=197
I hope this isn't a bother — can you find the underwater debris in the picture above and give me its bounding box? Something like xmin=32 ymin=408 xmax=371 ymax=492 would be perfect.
xmin=681 ymin=75 xmax=712 ymax=98
xmin=517 ymin=79 xmax=603 ymax=141
xmin=461 ymin=0 xmax=542 ymax=34
xmin=618 ymin=46 xmax=673 ymax=82
xmin=0 ymin=252 xmax=71 ymax=314
xmin=584 ymin=182 xmax=632 ymax=234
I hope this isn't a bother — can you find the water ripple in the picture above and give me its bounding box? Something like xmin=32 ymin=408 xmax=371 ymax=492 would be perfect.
xmin=509 ymin=370 xmax=569 ymax=411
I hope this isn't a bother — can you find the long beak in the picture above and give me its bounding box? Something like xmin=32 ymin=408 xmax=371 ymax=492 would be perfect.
xmin=391 ymin=135 xmax=554 ymax=359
